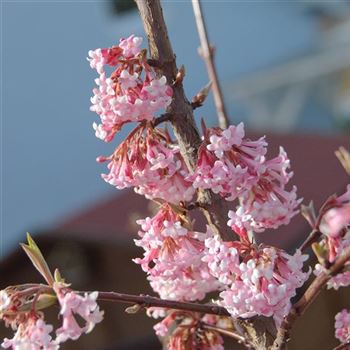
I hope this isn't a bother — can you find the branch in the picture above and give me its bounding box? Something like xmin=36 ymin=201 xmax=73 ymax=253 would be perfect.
xmin=333 ymin=342 xmax=350 ymax=350
xmin=135 ymin=0 xmax=232 ymax=241
xmin=96 ymin=291 xmax=230 ymax=316
xmin=98 ymin=291 xmax=255 ymax=349
xmin=153 ymin=112 xmax=173 ymax=126
xmin=299 ymin=229 xmax=321 ymax=252
xmin=272 ymin=245 xmax=350 ymax=350
xmin=191 ymin=0 xmax=229 ymax=129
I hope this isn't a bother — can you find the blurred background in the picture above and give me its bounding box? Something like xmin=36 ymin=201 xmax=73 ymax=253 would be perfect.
xmin=1 ymin=1 xmax=350 ymax=349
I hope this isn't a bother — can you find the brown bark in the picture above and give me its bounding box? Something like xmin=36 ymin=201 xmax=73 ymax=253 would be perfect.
xmin=134 ymin=2 xmax=279 ymax=349
xmin=97 ymin=291 xmax=230 ymax=316
xmin=135 ymin=0 xmax=233 ymax=242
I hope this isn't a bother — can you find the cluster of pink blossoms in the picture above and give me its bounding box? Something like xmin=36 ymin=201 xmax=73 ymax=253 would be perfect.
xmin=90 ymin=37 xmax=195 ymax=205
xmin=89 ymin=35 xmax=314 ymax=346
xmin=188 ymin=123 xmax=267 ymax=201
xmin=314 ymin=185 xmax=350 ymax=289
xmin=54 ymin=289 xmax=103 ymax=343
xmin=335 ymin=309 xmax=350 ymax=344
xmin=88 ymin=35 xmax=173 ymax=142
xmin=204 ymin=235 xmax=309 ymax=324
xmin=188 ymin=123 xmax=301 ymax=233
xmin=0 ymin=286 xmax=103 ymax=350
xmin=2 ymin=317 xmax=58 ymax=350
xmin=98 ymin=125 xmax=194 ymax=204
xmin=134 ymin=205 xmax=219 ymax=301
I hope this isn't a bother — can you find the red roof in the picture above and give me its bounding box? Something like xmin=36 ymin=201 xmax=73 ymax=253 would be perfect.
xmin=56 ymin=133 xmax=350 ymax=250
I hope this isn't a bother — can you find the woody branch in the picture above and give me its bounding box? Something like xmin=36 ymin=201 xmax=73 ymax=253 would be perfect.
xmin=135 ymin=0 xmax=233 ymax=242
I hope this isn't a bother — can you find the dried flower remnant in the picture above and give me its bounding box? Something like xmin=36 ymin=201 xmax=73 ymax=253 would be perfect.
xmin=154 ymin=311 xmax=225 ymax=350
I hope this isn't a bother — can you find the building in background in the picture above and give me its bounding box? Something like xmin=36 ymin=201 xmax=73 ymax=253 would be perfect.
xmin=227 ymin=3 xmax=350 ymax=133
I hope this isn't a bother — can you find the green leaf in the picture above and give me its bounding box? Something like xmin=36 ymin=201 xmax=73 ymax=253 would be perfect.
xmin=54 ymin=268 xmax=65 ymax=283
xmin=16 ymin=293 xmax=57 ymax=313
xmin=21 ymin=233 xmax=54 ymax=286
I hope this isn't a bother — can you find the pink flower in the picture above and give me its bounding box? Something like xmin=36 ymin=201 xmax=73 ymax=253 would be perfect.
xmin=228 ymin=147 xmax=301 ymax=233
xmin=87 ymin=49 xmax=106 ymax=74
xmin=2 ymin=317 xmax=58 ymax=350
xmin=207 ymin=123 xmax=245 ymax=158
xmin=119 ymin=35 xmax=143 ymax=58
xmin=55 ymin=290 xmax=103 ymax=344
xmin=315 ymin=187 xmax=350 ymax=266
xmin=320 ymin=185 xmax=350 ymax=238
xmin=335 ymin=309 xmax=350 ymax=343
xmin=89 ymin=36 xmax=173 ymax=141
xmin=206 ymin=238 xmax=309 ymax=325
xmin=100 ymin=126 xmax=194 ymax=204
xmin=314 ymin=259 xmax=350 ymax=290
xmin=202 ymin=235 xmax=240 ymax=285
xmin=188 ymin=123 xmax=266 ymax=202
xmin=0 ymin=290 xmax=10 ymax=313
xmin=134 ymin=206 xmax=219 ymax=301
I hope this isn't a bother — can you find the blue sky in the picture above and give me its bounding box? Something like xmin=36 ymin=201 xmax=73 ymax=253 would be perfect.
xmin=1 ymin=1 xmax=318 ymax=256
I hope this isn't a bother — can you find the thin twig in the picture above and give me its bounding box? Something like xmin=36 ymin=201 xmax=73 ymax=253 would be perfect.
xmin=202 ymin=323 xmax=253 ymax=349
xmin=299 ymin=195 xmax=337 ymax=252
xmin=333 ymin=342 xmax=350 ymax=350
xmin=153 ymin=112 xmax=173 ymax=126
xmin=272 ymin=245 xmax=350 ymax=350
xmin=299 ymin=229 xmax=321 ymax=252
xmin=96 ymin=291 xmax=230 ymax=316
xmin=191 ymin=0 xmax=229 ymax=129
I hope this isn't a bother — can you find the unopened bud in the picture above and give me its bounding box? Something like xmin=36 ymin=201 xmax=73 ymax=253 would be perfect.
xmin=336 ymin=146 xmax=350 ymax=176
xmin=96 ymin=156 xmax=108 ymax=163
xmin=301 ymin=201 xmax=316 ymax=228
xmin=125 ymin=304 xmax=142 ymax=314
xmin=312 ymin=242 xmax=328 ymax=266
xmin=192 ymin=82 xmax=212 ymax=108
xmin=174 ymin=65 xmax=185 ymax=86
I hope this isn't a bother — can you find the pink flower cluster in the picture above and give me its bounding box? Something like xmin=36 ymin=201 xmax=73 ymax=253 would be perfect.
xmin=188 ymin=123 xmax=267 ymax=202
xmin=335 ymin=309 xmax=350 ymax=343
xmin=55 ymin=290 xmax=104 ymax=343
xmin=134 ymin=205 xmax=219 ymax=301
xmin=88 ymin=35 xmax=173 ymax=142
xmin=99 ymin=125 xmax=194 ymax=204
xmin=188 ymin=123 xmax=301 ymax=233
xmin=228 ymin=146 xmax=301 ymax=234
xmin=314 ymin=185 xmax=350 ymax=289
xmin=2 ymin=318 xmax=58 ymax=350
xmin=204 ymin=236 xmax=309 ymax=324
xmin=320 ymin=185 xmax=350 ymax=241
xmin=1 ymin=288 xmax=103 ymax=350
